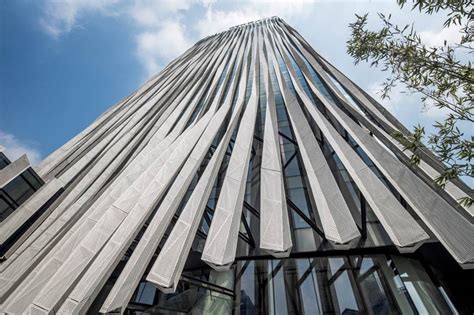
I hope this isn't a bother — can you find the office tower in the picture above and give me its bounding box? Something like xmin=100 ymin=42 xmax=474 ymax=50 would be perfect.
xmin=1 ymin=17 xmax=473 ymax=314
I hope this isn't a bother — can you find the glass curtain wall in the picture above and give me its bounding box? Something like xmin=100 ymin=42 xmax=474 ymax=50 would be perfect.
xmin=104 ymin=254 xmax=455 ymax=314
xmin=85 ymin=21 xmax=461 ymax=315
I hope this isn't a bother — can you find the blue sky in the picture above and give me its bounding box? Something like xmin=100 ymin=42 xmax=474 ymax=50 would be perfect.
xmin=0 ymin=1 xmax=467 ymax=176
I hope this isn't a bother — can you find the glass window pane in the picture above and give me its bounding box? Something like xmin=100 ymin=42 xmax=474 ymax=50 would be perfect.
xmin=0 ymin=157 xmax=9 ymax=170
xmin=273 ymin=261 xmax=288 ymax=315
xmin=240 ymin=261 xmax=257 ymax=314
xmin=392 ymin=256 xmax=454 ymax=315
xmin=3 ymin=175 xmax=35 ymax=205
xmin=328 ymin=258 xmax=360 ymax=314
xmin=357 ymin=258 xmax=396 ymax=314
xmin=0 ymin=196 xmax=14 ymax=221
xmin=294 ymin=228 xmax=317 ymax=251
xmin=284 ymin=158 xmax=300 ymax=178
xmin=297 ymin=258 xmax=322 ymax=314
xmin=22 ymin=170 xmax=43 ymax=190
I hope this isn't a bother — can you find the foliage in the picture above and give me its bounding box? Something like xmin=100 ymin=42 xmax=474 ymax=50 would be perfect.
xmin=347 ymin=0 xmax=473 ymax=206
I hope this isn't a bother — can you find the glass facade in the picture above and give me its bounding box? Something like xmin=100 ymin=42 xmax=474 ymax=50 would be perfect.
xmin=126 ymin=19 xmax=463 ymax=313
xmin=86 ymin=23 xmax=468 ymax=311
xmin=0 ymin=152 xmax=10 ymax=170
xmin=88 ymin=253 xmax=459 ymax=314
xmin=2 ymin=17 xmax=473 ymax=315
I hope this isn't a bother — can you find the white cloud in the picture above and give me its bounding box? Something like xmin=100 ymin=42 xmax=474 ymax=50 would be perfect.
xmin=0 ymin=130 xmax=42 ymax=166
xmin=419 ymin=24 xmax=463 ymax=47
xmin=136 ymin=21 xmax=192 ymax=75
xmin=367 ymin=82 xmax=407 ymax=115
xmin=368 ymin=81 xmax=456 ymax=125
xmin=39 ymin=0 xmax=319 ymax=75
xmin=419 ymin=98 xmax=451 ymax=120
xmin=366 ymin=81 xmax=468 ymax=143
xmin=196 ymin=0 xmax=315 ymax=38
xmin=126 ymin=0 xmax=195 ymax=77
xmin=40 ymin=0 xmax=120 ymax=38
xmin=40 ymin=0 xmax=195 ymax=75
xmin=128 ymin=0 xmax=193 ymax=28
xmin=366 ymin=81 xmax=433 ymax=132
xmin=196 ymin=7 xmax=262 ymax=37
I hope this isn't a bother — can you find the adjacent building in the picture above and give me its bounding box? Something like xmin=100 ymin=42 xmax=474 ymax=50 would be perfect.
xmin=1 ymin=17 xmax=473 ymax=314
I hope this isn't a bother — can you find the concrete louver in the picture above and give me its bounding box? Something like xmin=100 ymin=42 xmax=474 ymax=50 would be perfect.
xmin=276 ymin=20 xmax=473 ymax=218
xmin=98 ymin=32 xmax=250 ymax=314
xmin=0 ymin=154 xmax=30 ymax=188
xmin=23 ymin=37 xmax=238 ymax=310
xmin=201 ymin=33 xmax=261 ymax=270
xmin=258 ymin=32 xmax=292 ymax=257
xmin=0 ymin=25 xmax=232 ymax=302
xmin=0 ymin=178 xmax=63 ymax=248
xmin=262 ymin=26 xmax=361 ymax=245
xmin=1 ymin=16 xmax=473 ymax=314
xmin=55 ymin=43 xmax=244 ymax=314
xmin=140 ymin=43 xmax=252 ymax=299
xmin=271 ymin=19 xmax=474 ymax=267
xmin=268 ymin=22 xmax=430 ymax=250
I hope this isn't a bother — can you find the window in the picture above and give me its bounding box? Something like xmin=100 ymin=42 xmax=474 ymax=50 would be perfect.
xmin=0 ymin=152 xmax=10 ymax=170
xmin=0 ymin=194 xmax=15 ymax=221
xmin=0 ymin=169 xmax=44 ymax=221
xmin=0 ymin=168 xmax=51 ymax=258
xmin=3 ymin=175 xmax=35 ymax=206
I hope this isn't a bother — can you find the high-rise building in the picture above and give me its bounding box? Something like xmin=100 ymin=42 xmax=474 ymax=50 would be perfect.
xmin=1 ymin=17 xmax=473 ymax=314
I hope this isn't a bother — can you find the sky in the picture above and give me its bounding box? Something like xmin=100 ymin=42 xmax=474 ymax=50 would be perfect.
xmin=0 ymin=0 xmax=469 ymax=184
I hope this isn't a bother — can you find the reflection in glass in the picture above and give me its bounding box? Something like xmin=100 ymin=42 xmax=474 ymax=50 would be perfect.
xmin=392 ymin=256 xmax=456 ymax=315
xmin=3 ymin=175 xmax=34 ymax=205
xmin=235 ymin=255 xmax=457 ymax=315
xmin=120 ymin=254 xmax=456 ymax=314
xmin=327 ymin=256 xmax=361 ymax=314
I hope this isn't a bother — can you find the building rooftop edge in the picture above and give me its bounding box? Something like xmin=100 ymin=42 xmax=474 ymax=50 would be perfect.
xmin=197 ymin=16 xmax=284 ymax=44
